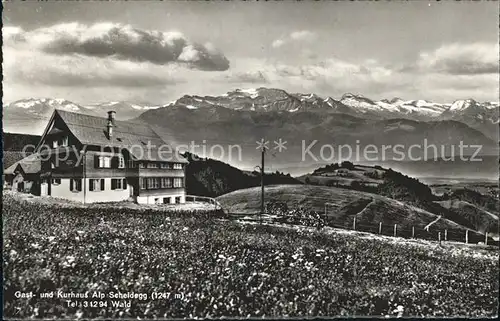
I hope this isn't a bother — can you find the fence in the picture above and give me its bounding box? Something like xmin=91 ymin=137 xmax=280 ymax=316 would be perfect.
xmin=324 ymin=216 xmax=498 ymax=246
xmin=185 ymin=195 xmax=223 ymax=210
xmin=256 ymin=194 xmax=499 ymax=247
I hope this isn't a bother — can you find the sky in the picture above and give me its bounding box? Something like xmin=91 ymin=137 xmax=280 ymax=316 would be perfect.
xmin=3 ymin=1 xmax=499 ymax=105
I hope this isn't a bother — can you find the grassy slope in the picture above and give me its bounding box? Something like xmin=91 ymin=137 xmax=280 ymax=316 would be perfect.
xmin=2 ymin=193 xmax=498 ymax=318
xmin=297 ymin=165 xmax=384 ymax=187
xmin=437 ymin=200 xmax=499 ymax=236
xmin=217 ymin=185 xmax=487 ymax=242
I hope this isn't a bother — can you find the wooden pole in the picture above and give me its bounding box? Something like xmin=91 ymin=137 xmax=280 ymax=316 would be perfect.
xmin=438 ymin=232 xmax=441 ymax=245
xmin=260 ymin=148 xmax=265 ymax=224
xmin=444 ymin=229 xmax=447 ymax=241
xmin=393 ymin=224 xmax=397 ymax=237
xmin=412 ymin=226 xmax=415 ymax=239
xmin=379 ymin=222 xmax=382 ymax=235
xmin=353 ymin=217 xmax=356 ymax=230
xmin=465 ymin=230 xmax=469 ymax=244
xmin=485 ymin=232 xmax=488 ymax=246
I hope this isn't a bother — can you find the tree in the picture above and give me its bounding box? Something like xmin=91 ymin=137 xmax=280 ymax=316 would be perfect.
xmin=341 ymin=161 xmax=355 ymax=170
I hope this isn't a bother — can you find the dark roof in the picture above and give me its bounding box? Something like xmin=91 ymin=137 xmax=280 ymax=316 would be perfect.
xmin=4 ymin=153 xmax=42 ymax=175
xmin=54 ymin=110 xmax=187 ymax=163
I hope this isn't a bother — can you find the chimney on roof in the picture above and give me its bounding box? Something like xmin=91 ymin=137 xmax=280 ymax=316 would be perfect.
xmin=107 ymin=111 xmax=116 ymax=139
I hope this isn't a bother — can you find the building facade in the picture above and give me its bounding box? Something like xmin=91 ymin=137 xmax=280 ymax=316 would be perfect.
xmin=33 ymin=109 xmax=188 ymax=204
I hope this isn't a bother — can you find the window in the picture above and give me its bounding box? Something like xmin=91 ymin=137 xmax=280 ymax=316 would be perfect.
xmin=69 ymin=179 xmax=82 ymax=192
xmin=160 ymin=163 xmax=171 ymax=169
xmin=161 ymin=177 xmax=173 ymax=188
xmin=52 ymin=140 xmax=58 ymax=148
xmin=173 ymin=178 xmax=184 ymax=188
xmin=154 ymin=198 xmax=160 ymax=204
xmin=61 ymin=136 xmax=68 ymax=147
xmin=118 ymin=156 xmax=125 ymax=169
xmin=89 ymin=179 xmax=105 ymax=192
xmin=139 ymin=163 xmax=145 ymax=169
xmin=111 ymin=178 xmax=127 ymax=190
xmin=52 ymin=178 xmax=61 ymax=185
xmin=140 ymin=178 xmax=147 ymax=190
xmin=147 ymin=162 xmax=159 ymax=169
xmin=97 ymin=156 xmax=111 ymax=168
xmin=173 ymin=163 xmax=183 ymax=170
xmin=147 ymin=177 xmax=160 ymax=189
xmin=128 ymin=160 xmax=137 ymax=168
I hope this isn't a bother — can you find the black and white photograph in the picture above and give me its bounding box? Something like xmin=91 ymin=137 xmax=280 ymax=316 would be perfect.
xmin=2 ymin=0 xmax=499 ymax=319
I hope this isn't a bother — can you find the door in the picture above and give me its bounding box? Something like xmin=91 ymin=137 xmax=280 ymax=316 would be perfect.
xmin=129 ymin=183 xmax=135 ymax=197
xmin=40 ymin=179 xmax=50 ymax=196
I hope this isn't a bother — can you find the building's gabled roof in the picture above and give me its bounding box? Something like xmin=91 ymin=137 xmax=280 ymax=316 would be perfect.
xmin=48 ymin=110 xmax=188 ymax=163
xmin=4 ymin=153 xmax=42 ymax=175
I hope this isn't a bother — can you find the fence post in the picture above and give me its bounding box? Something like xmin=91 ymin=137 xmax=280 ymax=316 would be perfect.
xmin=393 ymin=224 xmax=397 ymax=237
xmin=353 ymin=217 xmax=356 ymax=231
xmin=444 ymin=229 xmax=447 ymax=241
xmin=379 ymin=222 xmax=382 ymax=235
xmin=465 ymin=230 xmax=469 ymax=244
xmin=412 ymin=226 xmax=415 ymax=239
xmin=485 ymin=232 xmax=488 ymax=246
xmin=438 ymin=232 xmax=441 ymax=245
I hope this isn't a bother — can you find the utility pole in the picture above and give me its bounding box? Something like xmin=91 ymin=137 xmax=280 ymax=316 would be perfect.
xmin=260 ymin=147 xmax=265 ymax=223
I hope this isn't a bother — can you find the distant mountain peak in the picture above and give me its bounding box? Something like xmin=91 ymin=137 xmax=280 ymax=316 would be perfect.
xmin=448 ymin=99 xmax=478 ymax=112
xmin=389 ymin=97 xmax=404 ymax=104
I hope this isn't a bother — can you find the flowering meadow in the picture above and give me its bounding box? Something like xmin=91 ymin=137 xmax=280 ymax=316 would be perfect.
xmin=3 ymin=193 xmax=498 ymax=318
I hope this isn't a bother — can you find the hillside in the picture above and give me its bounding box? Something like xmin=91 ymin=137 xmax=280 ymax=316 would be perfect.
xmin=448 ymin=188 xmax=500 ymax=214
xmin=298 ymin=162 xmax=435 ymax=202
xmin=3 ymin=132 xmax=41 ymax=151
xmin=437 ymin=200 xmax=499 ymax=236
xmin=298 ymin=162 xmax=499 ymax=232
xmin=183 ymin=152 xmax=301 ymax=197
xmin=217 ymin=184 xmax=490 ymax=243
xmin=3 ymin=133 xmax=42 ymax=169
xmin=298 ymin=162 xmax=385 ymax=188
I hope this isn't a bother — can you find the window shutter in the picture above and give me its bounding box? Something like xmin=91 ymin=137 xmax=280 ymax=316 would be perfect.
xmin=100 ymin=179 xmax=105 ymax=191
xmin=89 ymin=180 xmax=94 ymax=191
xmin=111 ymin=156 xmax=118 ymax=168
xmin=111 ymin=179 xmax=116 ymax=190
xmin=94 ymin=156 xmax=100 ymax=168
xmin=123 ymin=178 xmax=127 ymax=188
xmin=70 ymin=179 xmax=74 ymax=191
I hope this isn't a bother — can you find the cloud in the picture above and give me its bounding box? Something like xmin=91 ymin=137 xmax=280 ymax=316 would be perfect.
xmin=3 ymin=45 xmax=182 ymax=89
xmin=222 ymin=51 xmax=497 ymax=102
xmin=2 ymin=26 xmax=26 ymax=42
xmin=290 ymin=30 xmax=315 ymax=41
xmin=4 ymin=22 xmax=230 ymax=71
xmin=271 ymin=30 xmax=316 ymax=48
xmin=271 ymin=39 xmax=285 ymax=48
xmin=225 ymin=70 xmax=268 ymax=84
xmin=416 ymin=42 xmax=499 ymax=75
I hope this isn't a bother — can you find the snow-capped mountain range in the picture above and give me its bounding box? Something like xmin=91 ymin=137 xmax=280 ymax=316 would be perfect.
xmin=3 ymin=88 xmax=499 ymax=139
